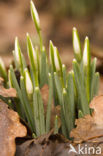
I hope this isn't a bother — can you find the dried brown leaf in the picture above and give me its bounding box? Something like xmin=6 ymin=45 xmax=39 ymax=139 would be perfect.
xmin=0 ymin=101 xmax=27 ymax=156
xmin=16 ymin=132 xmax=69 ymax=156
xmin=90 ymin=95 xmax=103 ymax=127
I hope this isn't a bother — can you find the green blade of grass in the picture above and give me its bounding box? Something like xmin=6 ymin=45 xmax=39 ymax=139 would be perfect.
xmin=46 ymin=73 xmax=53 ymax=133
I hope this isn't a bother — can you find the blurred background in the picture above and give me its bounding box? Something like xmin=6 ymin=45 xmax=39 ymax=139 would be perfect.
xmin=0 ymin=0 xmax=103 ymax=69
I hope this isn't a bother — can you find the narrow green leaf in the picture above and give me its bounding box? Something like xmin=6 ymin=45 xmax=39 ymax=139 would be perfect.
xmin=54 ymin=72 xmax=62 ymax=105
xmin=73 ymin=59 xmax=90 ymax=115
xmin=33 ymin=87 xmax=40 ymax=136
xmin=90 ymin=58 xmax=97 ymax=100
xmin=9 ymin=65 xmax=25 ymax=118
xmin=20 ymin=76 xmax=35 ymax=132
xmin=92 ymin=72 xmax=100 ymax=97
xmin=40 ymin=47 xmax=47 ymax=87
xmin=46 ymin=73 xmax=53 ymax=133
xmin=62 ymin=64 xmax=67 ymax=86
xmin=67 ymin=71 xmax=75 ymax=128
xmin=27 ymin=33 xmax=38 ymax=87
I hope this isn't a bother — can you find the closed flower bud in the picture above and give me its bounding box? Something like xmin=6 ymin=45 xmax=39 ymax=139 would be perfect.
xmin=24 ymin=68 xmax=33 ymax=97
xmin=72 ymin=27 xmax=82 ymax=62
xmin=30 ymin=0 xmax=40 ymax=33
xmin=15 ymin=37 xmax=21 ymax=66
xmin=83 ymin=36 xmax=90 ymax=67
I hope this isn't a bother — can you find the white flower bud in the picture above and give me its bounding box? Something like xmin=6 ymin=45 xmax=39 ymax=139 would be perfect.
xmin=0 ymin=57 xmax=6 ymax=71
xmin=30 ymin=0 xmax=40 ymax=32
xmin=83 ymin=36 xmax=90 ymax=66
xmin=24 ymin=68 xmax=33 ymax=95
xmin=54 ymin=47 xmax=60 ymax=71
xmin=15 ymin=37 xmax=21 ymax=65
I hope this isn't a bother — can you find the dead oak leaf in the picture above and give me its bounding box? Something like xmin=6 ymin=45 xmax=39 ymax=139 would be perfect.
xmin=70 ymin=114 xmax=103 ymax=144
xmin=0 ymin=101 xmax=27 ymax=156
xmin=0 ymin=77 xmax=16 ymax=97
xmin=90 ymin=95 xmax=103 ymax=127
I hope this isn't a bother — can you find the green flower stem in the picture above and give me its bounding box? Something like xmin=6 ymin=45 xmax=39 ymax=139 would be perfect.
xmin=38 ymin=31 xmax=43 ymax=52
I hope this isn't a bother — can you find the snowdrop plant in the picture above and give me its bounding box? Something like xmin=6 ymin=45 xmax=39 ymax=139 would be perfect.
xmin=8 ymin=1 xmax=53 ymax=137
xmin=0 ymin=1 xmax=99 ymax=138
xmin=72 ymin=28 xmax=99 ymax=116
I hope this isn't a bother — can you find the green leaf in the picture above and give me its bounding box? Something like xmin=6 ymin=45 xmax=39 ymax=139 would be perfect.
xmin=40 ymin=47 xmax=47 ymax=87
xmin=73 ymin=59 xmax=90 ymax=115
xmin=46 ymin=73 xmax=53 ymax=133
xmin=27 ymin=33 xmax=38 ymax=87
xmin=20 ymin=76 xmax=35 ymax=132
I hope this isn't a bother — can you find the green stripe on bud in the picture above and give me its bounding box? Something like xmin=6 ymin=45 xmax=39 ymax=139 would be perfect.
xmin=14 ymin=37 xmax=25 ymax=75
xmin=49 ymin=41 xmax=56 ymax=72
xmin=24 ymin=68 xmax=33 ymax=99
xmin=30 ymin=0 xmax=40 ymax=34
xmin=54 ymin=47 xmax=62 ymax=73
xmin=72 ymin=27 xmax=82 ymax=62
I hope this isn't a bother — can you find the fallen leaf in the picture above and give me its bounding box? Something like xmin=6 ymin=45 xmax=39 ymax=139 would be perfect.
xmin=16 ymin=131 xmax=69 ymax=156
xmin=0 ymin=77 xmax=16 ymax=97
xmin=90 ymin=95 xmax=103 ymax=127
xmin=0 ymin=101 xmax=27 ymax=156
